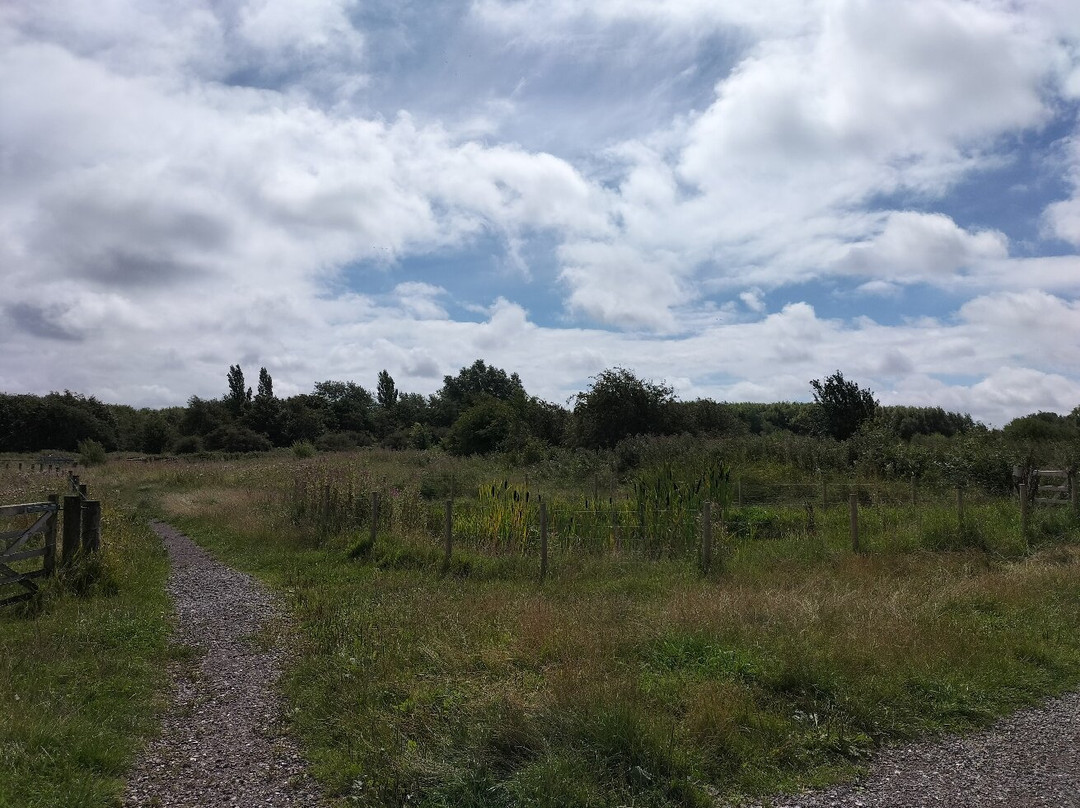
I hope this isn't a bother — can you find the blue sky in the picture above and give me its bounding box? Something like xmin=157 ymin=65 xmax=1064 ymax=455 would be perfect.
xmin=2 ymin=0 xmax=1080 ymax=425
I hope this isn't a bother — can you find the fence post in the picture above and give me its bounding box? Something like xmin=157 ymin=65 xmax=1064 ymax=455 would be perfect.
xmin=44 ymin=494 xmax=58 ymax=576
xmin=956 ymin=486 xmax=964 ymax=531
xmin=1070 ymin=471 xmax=1078 ymax=517
xmin=701 ymin=501 xmax=713 ymax=575
xmin=443 ymin=499 xmax=453 ymax=571
xmin=540 ymin=502 xmax=548 ymax=581
xmin=849 ymin=492 xmax=860 ymax=553
xmin=62 ymin=495 xmax=82 ymax=568
xmin=1019 ymin=483 xmax=1029 ymax=542
xmin=82 ymin=501 xmax=101 ymax=554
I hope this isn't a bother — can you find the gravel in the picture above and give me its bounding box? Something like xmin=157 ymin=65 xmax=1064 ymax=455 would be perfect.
xmin=123 ymin=521 xmax=324 ymax=807
xmin=748 ymin=690 xmax=1080 ymax=807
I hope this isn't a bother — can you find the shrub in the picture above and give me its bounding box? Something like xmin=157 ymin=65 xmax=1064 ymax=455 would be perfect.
xmin=292 ymin=440 xmax=317 ymax=459
xmin=204 ymin=424 xmax=272 ymax=453
xmin=172 ymin=435 xmax=203 ymax=454
xmin=77 ymin=438 xmax=107 ymax=466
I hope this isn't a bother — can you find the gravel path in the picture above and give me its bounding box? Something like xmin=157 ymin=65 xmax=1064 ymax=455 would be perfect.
xmin=124 ymin=521 xmax=324 ymax=807
xmin=750 ymin=690 xmax=1080 ymax=807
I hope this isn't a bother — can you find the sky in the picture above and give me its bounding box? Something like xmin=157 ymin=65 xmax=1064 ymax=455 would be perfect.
xmin=2 ymin=0 xmax=1080 ymax=426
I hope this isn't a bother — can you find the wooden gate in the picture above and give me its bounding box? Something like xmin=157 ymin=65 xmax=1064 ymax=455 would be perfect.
xmin=0 ymin=499 xmax=58 ymax=606
xmin=1032 ymin=469 xmax=1076 ymax=508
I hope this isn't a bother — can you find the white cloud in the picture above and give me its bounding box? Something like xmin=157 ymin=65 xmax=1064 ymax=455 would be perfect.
xmin=1 ymin=0 xmax=1079 ymax=429
xmin=837 ymin=211 xmax=1008 ymax=283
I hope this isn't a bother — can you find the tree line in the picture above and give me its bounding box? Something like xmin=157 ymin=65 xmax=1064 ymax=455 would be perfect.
xmin=0 ymin=361 xmax=1076 ymax=467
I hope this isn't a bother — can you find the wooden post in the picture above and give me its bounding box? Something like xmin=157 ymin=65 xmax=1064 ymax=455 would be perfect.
xmin=540 ymin=502 xmax=548 ymax=581
xmin=1019 ymin=483 xmax=1029 ymax=541
xmin=956 ymin=486 xmax=964 ymax=530
xmin=701 ymin=501 xmax=713 ymax=575
xmin=370 ymin=492 xmax=379 ymax=545
xmin=1070 ymin=471 xmax=1078 ymax=517
xmin=443 ymin=499 xmax=453 ymax=571
xmin=81 ymin=501 xmax=101 ymax=554
xmin=62 ymin=495 xmax=82 ymax=568
xmin=849 ymin=492 xmax=860 ymax=553
xmin=44 ymin=495 xmax=58 ymax=576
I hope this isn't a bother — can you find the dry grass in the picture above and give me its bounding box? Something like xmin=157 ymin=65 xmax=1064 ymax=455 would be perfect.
xmin=77 ymin=452 xmax=1080 ymax=806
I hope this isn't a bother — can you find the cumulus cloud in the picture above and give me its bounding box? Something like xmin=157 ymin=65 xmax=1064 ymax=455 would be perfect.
xmin=837 ymin=212 xmax=1008 ymax=283
xmin=1 ymin=0 xmax=1079 ymax=425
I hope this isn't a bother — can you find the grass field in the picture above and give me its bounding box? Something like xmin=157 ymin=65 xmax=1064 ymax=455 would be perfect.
xmin=3 ymin=448 xmax=1080 ymax=807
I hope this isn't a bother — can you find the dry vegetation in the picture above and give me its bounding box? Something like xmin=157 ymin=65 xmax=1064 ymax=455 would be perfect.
xmin=4 ymin=447 xmax=1080 ymax=807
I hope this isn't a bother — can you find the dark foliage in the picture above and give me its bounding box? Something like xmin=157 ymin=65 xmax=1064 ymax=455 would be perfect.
xmin=810 ymin=371 xmax=878 ymax=441
xmin=572 ymin=367 xmax=675 ymax=449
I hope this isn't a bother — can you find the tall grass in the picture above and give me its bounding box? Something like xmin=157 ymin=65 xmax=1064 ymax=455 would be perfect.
xmin=90 ymin=449 xmax=1080 ymax=807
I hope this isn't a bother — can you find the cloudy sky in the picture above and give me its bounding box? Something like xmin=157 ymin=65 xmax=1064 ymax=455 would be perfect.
xmin=3 ymin=0 xmax=1080 ymax=425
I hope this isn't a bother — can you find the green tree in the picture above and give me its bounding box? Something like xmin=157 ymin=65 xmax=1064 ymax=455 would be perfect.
xmin=376 ymin=370 xmax=398 ymax=410
xmin=225 ymin=364 xmax=251 ymax=416
xmin=248 ymin=367 xmax=285 ymax=445
xmin=181 ymin=395 xmax=228 ymax=437
xmin=313 ymin=381 xmax=374 ymax=434
xmin=257 ymin=367 xmax=273 ymax=399
xmin=571 ymin=367 xmax=675 ymax=449
xmin=433 ymin=359 xmax=525 ymax=426
xmin=809 ymin=371 xmax=878 ymax=441
xmin=443 ymin=397 xmax=519 ymax=456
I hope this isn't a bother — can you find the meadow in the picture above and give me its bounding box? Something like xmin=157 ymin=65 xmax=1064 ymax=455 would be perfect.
xmin=2 ymin=442 xmax=1080 ymax=807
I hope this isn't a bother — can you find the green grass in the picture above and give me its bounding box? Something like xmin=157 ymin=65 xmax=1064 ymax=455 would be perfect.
xmin=7 ymin=452 xmax=1080 ymax=807
xmin=0 ymin=492 xmax=171 ymax=808
xmin=94 ymin=451 xmax=1080 ymax=808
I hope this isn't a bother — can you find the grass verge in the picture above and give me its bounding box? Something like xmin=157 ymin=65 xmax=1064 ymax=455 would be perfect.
xmin=0 ymin=500 xmax=171 ymax=808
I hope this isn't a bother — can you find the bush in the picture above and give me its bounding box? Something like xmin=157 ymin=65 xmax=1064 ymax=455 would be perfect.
xmin=204 ymin=425 xmax=272 ymax=453
xmin=77 ymin=438 xmax=108 ymax=466
xmin=292 ymin=440 xmax=317 ymax=459
xmin=172 ymin=435 xmax=203 ymax=454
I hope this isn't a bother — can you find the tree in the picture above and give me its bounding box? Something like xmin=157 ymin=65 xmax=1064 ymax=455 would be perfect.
xmin=571 ymin=367 xmax=675 ymax=449
xmin=376 ymin=370 xmax=398 ymax=410
xmin=225 ymin=364 xmax=251 ymax=416
xmin=433 ymin=359 xmax=525 ymax=426
xmin=809 ymin=371 xmax=878 ymax=441
xmin=257 ymin=367 xmax=273 ymax=399
xmin=313 ymin=381 xmax=374 ymax=434
xmin=182 ymin=395 xmax=228 ymax=437
xmin=443 ymin=397 xmax=519 ymax=455
xmin=248 ymin=367 xmax=285 ymax=444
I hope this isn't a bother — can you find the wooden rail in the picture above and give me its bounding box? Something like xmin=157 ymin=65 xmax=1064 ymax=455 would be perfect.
xmin=1 ymin=473 xmax=104 ymax=607
xmin=0 ymin=499 xmax=58 ymax=606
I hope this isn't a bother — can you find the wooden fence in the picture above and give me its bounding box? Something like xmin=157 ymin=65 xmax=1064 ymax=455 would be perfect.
xmin=0 ymin=473 xmax=102 ymax=607
xmin=0 ymin=499 xmax=58 ymax=606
